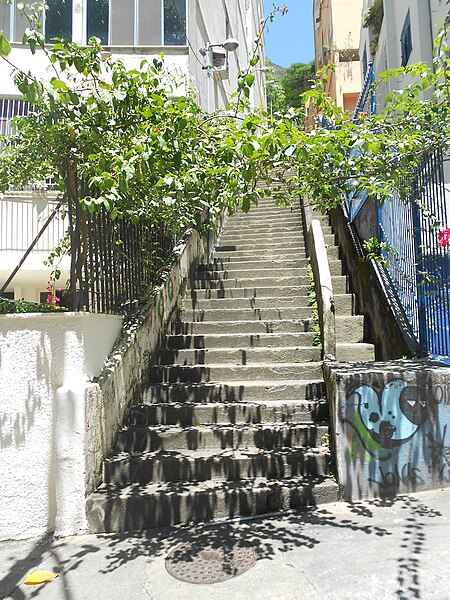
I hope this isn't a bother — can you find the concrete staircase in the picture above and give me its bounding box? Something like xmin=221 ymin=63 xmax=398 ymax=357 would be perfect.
xmin=87 ymin=200 xmax=341 ymax=533
xmin=311 ymin=212 xmax=375 ymax=362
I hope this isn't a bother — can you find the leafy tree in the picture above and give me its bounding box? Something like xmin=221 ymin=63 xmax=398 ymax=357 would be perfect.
xmin=281 ymin=61 xmax=315 ymax=109
xmin=0 ymin=0 xmax=449 ymax=268
xmin=265 ymin=59 xmax=315 ymax=115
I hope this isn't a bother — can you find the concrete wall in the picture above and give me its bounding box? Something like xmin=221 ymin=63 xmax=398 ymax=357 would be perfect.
xmin=326 ymin=359 xmax=450 ymax=500
xmin=0 ymin=312 xmax=122 ymax=540
xmin=0 ymin=43 xmax=189 ymax=99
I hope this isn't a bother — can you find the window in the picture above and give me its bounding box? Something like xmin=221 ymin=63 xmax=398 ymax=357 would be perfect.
xmin=0 ymin=2 xmax=11 ymax=39
xmin=400 ymin=10 xmax=412 ymax=67
xmin=87 ymin=0 xmax=109 ymax=44
xmin=1 ymin=292 xmax=14 ymax=300
xmin=45 ymin=0 xmax=72 ymax=43
xmin=5 ymin=0 xmax=185 ymax=47
xmin=164 ymin=0 xmax=186 ymax=45
xmin=0 ymin=98 xmax=30 ymax=149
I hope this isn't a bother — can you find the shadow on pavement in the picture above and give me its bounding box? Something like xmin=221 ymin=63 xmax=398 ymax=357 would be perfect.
xmin=0 ymin=494 xmax=443 ymax=599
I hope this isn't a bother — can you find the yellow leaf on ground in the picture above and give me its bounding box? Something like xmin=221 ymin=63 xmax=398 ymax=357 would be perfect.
xmin=24 ymin=571 xmax=59 ymax=585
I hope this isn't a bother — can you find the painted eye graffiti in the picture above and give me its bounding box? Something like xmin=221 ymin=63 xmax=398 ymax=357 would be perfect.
xmin=353 ymin=380 xmax=428 ymax=449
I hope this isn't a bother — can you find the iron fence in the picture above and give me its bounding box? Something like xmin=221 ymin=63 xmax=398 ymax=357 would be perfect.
xmin=378 ymin=150 xmax=450 ymax=358
xmin=65 ymin=201 xmax=175 ymax=314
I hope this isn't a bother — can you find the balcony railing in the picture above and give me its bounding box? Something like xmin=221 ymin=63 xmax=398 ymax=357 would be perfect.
xmin=0 ymin=193 xmax=66 ymax=254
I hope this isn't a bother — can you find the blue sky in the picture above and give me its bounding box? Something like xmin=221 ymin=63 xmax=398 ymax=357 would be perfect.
xmin=264 ymin=1 xmax=314 ymax=67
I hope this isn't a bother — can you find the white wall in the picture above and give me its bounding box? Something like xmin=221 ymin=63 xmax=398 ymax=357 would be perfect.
xmin=189 ymin=0 xmax=266 ymax=112
xmin=0 ymin=312 xmax=122 ymax=540
xmin=0 ymin=43 xmax=189 ymax=99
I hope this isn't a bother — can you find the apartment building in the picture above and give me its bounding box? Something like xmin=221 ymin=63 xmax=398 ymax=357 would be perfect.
xmin=359 ymin=0 xmax=448 ymax=111
xmin=0 ymin=0 xmax=265 ymax=303
xmin=313 ymin=0 xmax=363 ymax=113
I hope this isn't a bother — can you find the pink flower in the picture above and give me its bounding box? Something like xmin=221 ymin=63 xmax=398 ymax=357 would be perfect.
xmin=438 ymin=227 xmax=450 ymax=248
xmin=46 ymin=294 xmax=53 ymax=303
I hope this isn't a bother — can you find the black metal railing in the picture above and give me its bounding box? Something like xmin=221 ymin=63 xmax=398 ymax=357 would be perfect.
xmin=65 ymin=201 xmax=175 ymax=314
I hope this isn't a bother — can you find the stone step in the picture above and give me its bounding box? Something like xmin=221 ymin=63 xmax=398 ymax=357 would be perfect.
xmin=192 ymin=276 xmax=310 ymax=289
xmin=229 ymin=214 xmax=301 ymax=224
xmin=127 ymin=400 xmax=329 ymax=427
xmin=87 ymin=477 xmax=339 ymax=532
xmin=182 ymin=306 xmax=313 ymax=322
xmin=331 ymin=276 xmax=348 ymax=294
xmin=166 ymin=332 xmax=316 ymax=349
xmin=335 ymin=315 xmax=365 ymax=343
xmin=334 ymin=294 xmax=354 ymax=314
xmin=213 ymin=251 xmax=307 ymax=261
xmin=336 ymin=342 xmax=375 ymax=362
xmin=225 ymin=218 xmax=302 ymax=229
xmin=215 ymin=242 xmax=306 ymax=252
xmin=173 ymin=319 xmax=313 ymax=334
xmin=116 ymin=422 xmax=329 ymax=452
xmin=219 ymin=235 xmax=305 ymax=245
xmin=184 ymin=295 xmax=311 ymax=310
xmin=233 ymin=205 xmax=301 ymax=214
xmin=326 ymin=245 xmax=339 ymax=259
xmin=328 ymin=259 xmax=343 ymax=277
xmin=322 ymin=233 xmax=336 ymax=245
xmin=194 ymin=267 xmax=306 ymax=281
xmin=198 ymin=259 xmax=308 ymax=270
xmin=104 ymin=446 xmax=331 ymax=485
xmin=159 ymin=345 xmax=321 ymax=365
xmin=143 ymin=380 xmax=326 ymax=403
xmin=190 ymin=286 xmax=310 ymax=299
xmin=222 ymin=224 xmax=302 ymax=235
xmin=148 ymin=362 xmax=323 ymax=384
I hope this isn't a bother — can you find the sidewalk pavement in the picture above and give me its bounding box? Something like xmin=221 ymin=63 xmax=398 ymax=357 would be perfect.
xmin=1 ymin=487 xmax=450 ymax=600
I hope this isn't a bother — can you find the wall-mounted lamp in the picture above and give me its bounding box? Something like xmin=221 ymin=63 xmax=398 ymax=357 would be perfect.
xmin=199 ymin=38 xmax=240 ymax=58
xmin=199 ymin=38 xmax=240 ymax=112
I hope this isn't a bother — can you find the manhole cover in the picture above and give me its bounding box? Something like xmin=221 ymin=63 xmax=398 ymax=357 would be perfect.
xmin=165 ymin=541 xmax=257 ymax=584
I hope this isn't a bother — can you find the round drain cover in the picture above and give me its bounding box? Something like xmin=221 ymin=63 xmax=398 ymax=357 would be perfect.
xmin=165 ymin=541 xmax=257 ymax=584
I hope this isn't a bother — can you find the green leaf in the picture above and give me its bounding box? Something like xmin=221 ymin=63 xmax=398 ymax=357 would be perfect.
xmin=0 ymin=32 xmax=11 ymax=56
xmin=245 ymin=73 xmax=255 ymax=87
xmin=51 ymin=79 xmax=69 ymax=91
xmin=241 ymin=196 xmax=250 ymax=213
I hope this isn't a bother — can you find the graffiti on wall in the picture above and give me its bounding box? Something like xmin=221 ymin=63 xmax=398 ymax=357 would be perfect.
xmin=339 ymin=374 xmax=450 ymax=496
xmin=344 ymin=380 xmax=428 ymax=460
